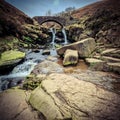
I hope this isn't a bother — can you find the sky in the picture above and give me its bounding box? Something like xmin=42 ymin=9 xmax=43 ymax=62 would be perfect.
xmin=5 ymin=0 xmax=101 ymax=17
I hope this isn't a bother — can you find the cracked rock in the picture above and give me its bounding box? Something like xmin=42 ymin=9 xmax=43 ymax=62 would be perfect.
xmin=29 ymin=73 xmax=120 ymax=120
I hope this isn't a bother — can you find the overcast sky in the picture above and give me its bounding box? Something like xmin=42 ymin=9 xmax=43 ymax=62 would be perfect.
xmin=5 ymin=0 xmax=101 ymax=17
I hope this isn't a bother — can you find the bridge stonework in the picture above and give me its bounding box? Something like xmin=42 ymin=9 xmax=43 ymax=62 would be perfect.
xmin=33 ymin=16 xmax=66 ymax=26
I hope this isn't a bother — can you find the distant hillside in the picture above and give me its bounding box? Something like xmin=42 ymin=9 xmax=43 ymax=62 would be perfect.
xmin=0 ymin=0 xmax=34 ymax=36
xmin=72 ymin=0 xmax=120 ymax=18
xmin=0 ymin=0 xmax=48 ymax=52
xmin=66 ymin=0 xmax=120 ymax=47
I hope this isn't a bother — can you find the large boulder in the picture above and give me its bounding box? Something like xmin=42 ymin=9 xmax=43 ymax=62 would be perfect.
xmin=63 ymin=49 xmax=78 ymax=66
xmin=29 ymin=73 xmax=120 ymax=120
xmin=0 ymin=50 xmax=25 ymax=74
xmin=104 ymin=62 xmax=120 ymax=74
xmin=57 ymin=37 xmax=96 ymax=58
xmin=0 ymin=89 xmax=39 ymax=120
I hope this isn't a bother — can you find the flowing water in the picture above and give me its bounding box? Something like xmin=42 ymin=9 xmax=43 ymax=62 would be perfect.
xmin=0 ymin=28 xmax=120 ymax=94
xmin=50 ymin=28 xmax=56 ymax=45
xmin=62 ymin=28 xmax=68 ymax=44
xmin=0 ymin=27 xmax=68 ymax=91
xmin=0 ymin=50 xmax=47 ymax=91
xmin=50 ymin=27 xmax=68 ymax=45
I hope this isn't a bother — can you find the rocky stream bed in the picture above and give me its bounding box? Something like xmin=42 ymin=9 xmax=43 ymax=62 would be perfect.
xmin=0 ymin=40 xmax=120 ymax=120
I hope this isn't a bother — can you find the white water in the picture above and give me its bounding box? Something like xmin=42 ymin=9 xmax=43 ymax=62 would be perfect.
xmin=50 ymin=27 xmax=68 ymax=45
xmin=62 ymin=28 xmax=68 ymax=44
xmin=0 ymin=60 xmax=37 ymax=91
xmin=50 ymin=28 xmax=56 ymax=45
xmin=0 ymin=61 xmax=37 ymax=84
xmin=50 ymin=45 xmax=57 ymax=56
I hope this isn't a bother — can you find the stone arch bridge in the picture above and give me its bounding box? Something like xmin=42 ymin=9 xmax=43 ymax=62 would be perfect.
xmin=33 ymin=16 xmax=66 ymax=27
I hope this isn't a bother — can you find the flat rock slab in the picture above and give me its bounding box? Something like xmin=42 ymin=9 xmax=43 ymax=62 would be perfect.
xmin=29 ymin=73 xmax=120 ymax=120
xmin=101 ymin=49 xmax=120 ymax=58
xmin=0 ymin=89 xmax=39 ymax=120
xmin=102 ymin=56 xmax=120 ymax=63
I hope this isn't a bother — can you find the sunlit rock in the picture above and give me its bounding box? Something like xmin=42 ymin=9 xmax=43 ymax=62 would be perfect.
xmin=63 ymin=49 xmax=78 ymax=66
xmin=57 ymin=37 xmax=96 ymax=58
xmin=29 ymin=73 xmax=120 ymax=120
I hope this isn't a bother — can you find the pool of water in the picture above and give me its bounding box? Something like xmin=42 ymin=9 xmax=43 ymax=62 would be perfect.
xmin=57 ymin=58 xmax=88 ymax=73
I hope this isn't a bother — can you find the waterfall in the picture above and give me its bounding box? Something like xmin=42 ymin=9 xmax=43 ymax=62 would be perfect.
xmin=50 ymin=28 xmax=56 ymax=45
xmin=62 ymin=28 xmax=68 ymax=44
xmin=50 ymin=27 xmax=68 ymax=45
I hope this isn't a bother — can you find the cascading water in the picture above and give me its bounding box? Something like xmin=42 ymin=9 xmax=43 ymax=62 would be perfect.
xmin=50 ymin=28 xmax=56 ymax=45
xmin=0 ymin=61 xmax=36 ymax=91
xmin=50 ymin=27 xmax=68 ymax=45
xmin=0 ymin=61 xmax=36 ymax=79
xmin=0 ymin=27 xmax=68 ymax=91
xmin=0 ymin=51 xmax=47 ymax=91
xmin=49 ymin=27 xmax=57 ymax=56
xmin=62 ymin=27 xmax=68 ymax=44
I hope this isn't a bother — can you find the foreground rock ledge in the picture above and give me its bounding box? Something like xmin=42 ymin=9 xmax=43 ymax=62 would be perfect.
xmin=29 ymin=73 xmax=120 ymax=120
xmin=0 ymin=89 xmax=39 ymax=120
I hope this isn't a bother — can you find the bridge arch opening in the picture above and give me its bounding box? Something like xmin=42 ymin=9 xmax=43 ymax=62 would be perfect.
xmin=40 ymin=20 xmax=64 ymax=28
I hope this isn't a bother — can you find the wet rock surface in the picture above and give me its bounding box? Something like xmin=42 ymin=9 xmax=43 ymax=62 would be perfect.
xmin=29 ymin=73 xmax=120 ymax=120
xmin=32 ymin=60 xmax=63 ymax=75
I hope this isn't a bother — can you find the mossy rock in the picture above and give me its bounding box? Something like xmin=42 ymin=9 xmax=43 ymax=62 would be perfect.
xmin=23 ymin=74 xmax=45 ymax=90
xmin=0 ymin=50 xmax=25 ymax=66
xmin=0 ymin=50 xmax=25 ymax=74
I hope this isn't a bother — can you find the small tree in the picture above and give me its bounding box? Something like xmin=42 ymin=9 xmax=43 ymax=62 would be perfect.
xmin=46 ymin=9 xmax=52 ymax=16
xmin=65 ymin=7 xmax=76 ymax=12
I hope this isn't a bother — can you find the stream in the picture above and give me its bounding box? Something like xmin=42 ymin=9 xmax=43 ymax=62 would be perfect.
xmin=0 ymin=27 xmax=68 ymax=91
xmin=0 ymin=28 xmax=120 ymax=94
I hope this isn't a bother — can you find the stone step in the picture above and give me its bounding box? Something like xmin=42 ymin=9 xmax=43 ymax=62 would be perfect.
xmin=101 ymin=48 xmax=120 ymax=58
xmin=101 ymin=48 xmax=116 ymax=55
xmin=102 ymin=56 xmax=120 ymax=63
xmin=85 ymin=58 xmax=105 ymax=71
xmin=106 ymin=62 xmax=120 ymax=74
